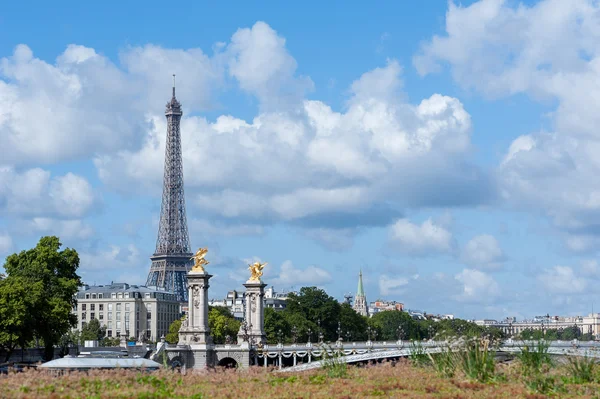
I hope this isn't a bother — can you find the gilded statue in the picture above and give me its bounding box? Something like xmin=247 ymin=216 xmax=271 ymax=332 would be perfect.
xmin=191 ymin=247 xmax=209 ymax=273
xmin=248 ymin=261 xmax=267 ymax=281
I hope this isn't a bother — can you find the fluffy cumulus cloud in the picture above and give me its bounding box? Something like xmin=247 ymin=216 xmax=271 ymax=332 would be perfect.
xmin=0 ymin=42 xmax=222 ymax=166
xmin=454 ymin=268 xmax=500 ymax=303
xmin=79 ymin=244 xmax=145 ymax=284
xmin=538 ymin=265 xmax=587 ymax=294
xmin=89 ymin=22 xmax=489 ymax=234
xmin=388 ymin=218 xmax=454 ymax=256
xmin=0 ymin=167 xmax=97 ymax=219
xmin=415 ymin=0 xmax=600 ymax=250
xmin=461 ymin=234 xmax=504 ymax=270
xmin=272 ymin=260 xmax=333 ymax=287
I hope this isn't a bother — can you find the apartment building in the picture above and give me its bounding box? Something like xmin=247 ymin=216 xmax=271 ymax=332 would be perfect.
xmin=73 ymin=282 xmax=181 ymax=342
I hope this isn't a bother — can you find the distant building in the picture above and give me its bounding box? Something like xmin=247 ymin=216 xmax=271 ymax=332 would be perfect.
xmin=369 ymin=300 xmax=404 ymax=316
xmin=73 ymin=282 xmax=181 ymax=342
xmin=353 ymin=270 xmax=369 ymax=317
xmin=477 ymin=313 xmax=600 ymax=336
xmin=209 ymin=286 xmax=294 ymax=320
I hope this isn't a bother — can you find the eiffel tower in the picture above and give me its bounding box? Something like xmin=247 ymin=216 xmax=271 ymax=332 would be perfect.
xmin=146 ymin=75 xmax=192 ymax=302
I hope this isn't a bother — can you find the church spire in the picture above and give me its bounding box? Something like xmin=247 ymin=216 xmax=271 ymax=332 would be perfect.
xmin=357 ymin=269 xmax=365 ymax=297
xmin=353 ymin=269 xmax=368 ymax=317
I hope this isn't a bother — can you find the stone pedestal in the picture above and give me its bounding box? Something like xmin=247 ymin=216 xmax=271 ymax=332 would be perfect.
xmin=178 ymin=271 xmax=213 ymax=346
xmin=238 ymin=280 xmax=267 ymax=345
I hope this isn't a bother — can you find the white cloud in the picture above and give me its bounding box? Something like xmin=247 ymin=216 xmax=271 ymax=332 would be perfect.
xmin=389 ymin=218 xmax=454 ymax=256
xmin=379 ymin=274 xmax=419 ymax=296
xmin=454 ymin=268 xmax=500 ymax=303
xmin=538 ymin=265 xmax=587 ymax=294
xmin=461 ymin=234 xmax=504 ymax=270
xmin=415 ymin=0 xmax=600 ymax=251
xmin=79 ymin=244 xmax=144 ymax=285
xmin=88 ymin=22 xmax=484 ymax=233
xmin=0 ymin=232 xmax=12 ymax=255
xmin=0 ymin=167 xmax=97 ymax=218
xmin=272 ymin=260 xmax=332 ymax=287
xmin=0 ymin=41 xmax=223 ymax=166
xmin=227 ymin=21 xmax=313 ymax=109
xmin=24 ymin=218 xmax=94 ymax=240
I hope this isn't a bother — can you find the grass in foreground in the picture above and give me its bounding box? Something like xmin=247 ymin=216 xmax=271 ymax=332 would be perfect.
xmin=2 ymin=359 xmax=600 ymax=398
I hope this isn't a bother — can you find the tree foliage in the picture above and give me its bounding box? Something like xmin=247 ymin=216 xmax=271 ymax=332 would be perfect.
xmin=80 ymin=319 xmax=106 ymax=343
xmin=0 ymin=277 xmax=34 ymax=361
xmin=166 ymin=317 xmax=183 ymax=344
xmin=1 ymin=236 xmax=81 ymax=360
xmin=208 ymin=307 xmax=240 ymax=344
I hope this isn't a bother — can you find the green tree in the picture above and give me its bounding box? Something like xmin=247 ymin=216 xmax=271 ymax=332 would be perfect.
xmin=284 ymin=287 xmax=341 ymax=341
xmin=264 ymin=307 xmax=291 ymax=343
xmin=80 ymin=319 xmax=106 ymax=343
xmin=0 ymin=277 xmax=35 ymax=361
xmin=370 ymin=310 xmax=418 ymax=341
xmin=2 ymin=236 xmax=81 ymax=360
xmin=339 ymin=303 xmax=368 ymax=341
xmin=208 ymin=307 xmax=240 ymax=344
xmin=166 ymin=317 xmax=183 ymax=344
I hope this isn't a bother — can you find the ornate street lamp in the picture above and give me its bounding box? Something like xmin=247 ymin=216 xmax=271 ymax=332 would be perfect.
xmin=307 ymin=328 xmax=312 ymax=344
xmin=337 ymin=321 xmax=342 ymax=341
xmin=291 ymin=325 xmax=298 ymax=344
xmin=367 ymin=326 xmax=372 ymax=341
xmin=373 ymin=329 xmax=378 ymax=342
xmin=277 ymin=329 xmax=282 ymax=345
xmin=397 ymin=325 xmax=404 ymax=340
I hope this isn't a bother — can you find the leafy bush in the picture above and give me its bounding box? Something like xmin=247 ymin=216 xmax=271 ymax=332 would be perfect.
xmin=456 ymin=338 xmax=495 ymax=383
xmin=409 ymin=341 xmax=429 ymax=367
xmin=320 ymin=344 xmax=348 ymax=378
xmin=525 ymin=375 xmax=564 ymax=395
xmin=428 ymin=346 xmax=457 ymax=378
xmin=565 ymin=355 xmax=596 ymax=383
xmin=517 ymin=340 xmax=552 ymax=376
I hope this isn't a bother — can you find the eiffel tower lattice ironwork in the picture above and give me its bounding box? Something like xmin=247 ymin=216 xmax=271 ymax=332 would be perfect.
xmin=146 ymin=75 xmax=192 ymax=302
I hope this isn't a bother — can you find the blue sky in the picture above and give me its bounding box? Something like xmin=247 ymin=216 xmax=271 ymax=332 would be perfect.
xmin=1 ymin=0 xmax=599 ymax=320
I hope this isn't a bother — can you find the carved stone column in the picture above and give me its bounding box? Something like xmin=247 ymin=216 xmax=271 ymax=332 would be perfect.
xmin=178 ymin=270 xmax=213 ymax=346
xmin=238 ymin=280 xmax=266 ymax=345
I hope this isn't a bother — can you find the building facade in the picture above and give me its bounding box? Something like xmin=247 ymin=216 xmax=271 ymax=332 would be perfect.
xmin=74 ymin=283 xmax=181 ymax=342
xmin=369 ymin=300 xmax=404 ymax=316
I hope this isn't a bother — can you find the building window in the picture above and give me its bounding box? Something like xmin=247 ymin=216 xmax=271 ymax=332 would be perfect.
xmin=99 ymin=304 xmax=104 ymax=311
xmin=118 ymin=293 xmax=123 ymax=299
xmin=107 ymin=330 xmax=112 ymax=337
xmin=108 ymin=304 xmax=113 ymax=311
xmin=98 ymin=294 xmax=103 ymax=299
xmin=90 ymin=313 xmax=95 ymax=320
xmin=82 ymin=304 xmax=87 ymax=311
xmin=99 ymin=314 xmax=104 ymax=320
xmin=116 ymin=312 xmax=121 ymax=320
xmin=116 ymin=321 xmax=121 ymax=330
xmin=147 ymin=312 xmax=151 ymax=320
xmin=147 ymin=304 xmax=152 ymax=312
xmin=92 ymin=294 xmax=97 ymax=299
xmin=85 ymin=294 xmax=90 ymax=299
xmin=82 ymin=312 xmax=87 ymax=320
xmin=91 ymin=304 xmax=95 ymax=311
xmin=108 ymin=312 xmax=112 ymax=320
xmin=116 ymin=303 xmax=121 ymax=311
xmin=145 ymin=293 xmax=151 ymax=298
xmin=111 ymin=293 xmax=116 ymax=299
xmin=125 ymin=292 xmax=130 ymax=299
xmin=125 ymin=303 xmax=130 ymax=312
xmin=108 ymin=321 xmax=112 ymax=329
